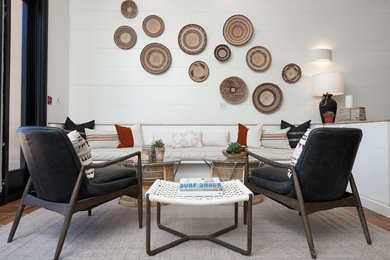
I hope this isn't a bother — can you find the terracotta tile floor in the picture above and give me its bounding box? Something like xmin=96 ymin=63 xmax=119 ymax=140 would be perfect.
xmin=0 ymin=200 xmax=40 ymax=227
xmin=1 ymin=200 xmax=390 ymax=232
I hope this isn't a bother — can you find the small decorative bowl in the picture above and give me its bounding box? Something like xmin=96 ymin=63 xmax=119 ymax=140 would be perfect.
xmin=222 ymin=149 xmax=246 ymax=159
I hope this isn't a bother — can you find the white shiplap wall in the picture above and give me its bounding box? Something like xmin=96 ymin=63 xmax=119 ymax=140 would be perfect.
xmin=48 ymin=0 xmax=390 ymax=124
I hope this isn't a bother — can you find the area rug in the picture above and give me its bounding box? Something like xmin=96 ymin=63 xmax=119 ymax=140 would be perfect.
xmin=1 ymin=198 xmax=389 ymax=259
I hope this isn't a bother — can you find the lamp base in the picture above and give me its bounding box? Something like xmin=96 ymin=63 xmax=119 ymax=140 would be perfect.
xmin=319 ymin=94 xmax=337 ymax=123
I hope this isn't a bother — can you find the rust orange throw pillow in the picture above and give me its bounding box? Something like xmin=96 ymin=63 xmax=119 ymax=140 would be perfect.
xmin=115 ymin=124 xmax=134 ymax=148
xmin=237 ymin=123 xmax=248 ymax=146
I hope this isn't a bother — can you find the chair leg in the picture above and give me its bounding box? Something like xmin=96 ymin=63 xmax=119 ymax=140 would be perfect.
xmin=54 ymin=209 xmax=74 ymax=260
xmin=356 ymin=204 xmax=372 ymax=244
xmin=299 ymin=207 xmax=316 ymax=259
xmin=8 ymin=177 xmax=32 ymax=243
xmin=350 ymin=174 xmax=371 ymax=244
xmin=138 ymin=190 xmax=143 ymax=228
xmin=292 ymin=170 xmax=317 ymax=259
xmin=7 ymin=204 xmax=25 ymax=243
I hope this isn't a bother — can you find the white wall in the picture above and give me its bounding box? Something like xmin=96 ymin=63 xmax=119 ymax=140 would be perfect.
xmin=47 ymin=0 xmax=69 ymax=122
xmin=48 ymin=0 xmax=390 ymax=124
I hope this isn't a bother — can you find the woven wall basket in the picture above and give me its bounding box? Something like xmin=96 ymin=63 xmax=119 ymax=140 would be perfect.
xmin=246 ymin=46 xmax=272 ymax=72
xmin=223 ymin=14 xmax=253 ymax=46
xmin=143 ymin=15 xmax=165 ymax=37
xmin=252 ymin=82 xmax=283 ymax=114
xmin=188 ymin=61 xmax=209 ymax=82
xmin=178 ymin=24 xmax=207 ymax=54
xmin=121 ymin=0 xmax=137 ymax=19
xmin=282 ymin=63 xmax=302 ymax=83
xmin=220 ymin=76 xmax=248 ymax=104
xmin=113 ymin=26 xmax=137 ymax=50
xmin=140 ymin=43 xmax=172 ymax=74
xmin=214 ymin=44 xmax=231 ymax=62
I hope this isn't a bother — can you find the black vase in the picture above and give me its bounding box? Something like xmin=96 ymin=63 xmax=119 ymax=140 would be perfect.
xmin=319 ymin=94 xmax=337 ymax=123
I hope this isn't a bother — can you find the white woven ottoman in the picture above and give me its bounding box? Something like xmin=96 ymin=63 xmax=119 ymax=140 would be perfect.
xmin=145 ymin=179 xmax=253 ymax=256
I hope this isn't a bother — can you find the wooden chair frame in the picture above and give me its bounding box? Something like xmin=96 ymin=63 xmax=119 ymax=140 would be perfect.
xmin=7 ymin=151 xmax=143 ymax=260
xmin=244 ymin=151 xmax=371 ymax=259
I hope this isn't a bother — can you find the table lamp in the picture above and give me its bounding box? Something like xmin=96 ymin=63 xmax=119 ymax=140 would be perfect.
xmin=312 ymin=72 xmax=344 ymax=123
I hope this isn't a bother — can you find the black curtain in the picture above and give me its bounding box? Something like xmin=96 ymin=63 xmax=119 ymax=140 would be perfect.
xmin=0 ymin=0 xmax=48 ymax=204
xmin=21 ymin=0 xmax=48 ymax=126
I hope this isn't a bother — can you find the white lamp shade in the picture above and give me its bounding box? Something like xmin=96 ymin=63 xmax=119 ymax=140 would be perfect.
xmin=312 ymin=72 xmax=344 ymax=96
xmin=310 ymin=48 xmax=332 ymax=62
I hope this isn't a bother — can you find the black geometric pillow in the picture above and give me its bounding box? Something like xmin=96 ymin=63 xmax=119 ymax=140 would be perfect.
xmin=280 ymin=120 xmax=311 ymax=148
xmin=64 ymin=117 xmax=95 ymax=138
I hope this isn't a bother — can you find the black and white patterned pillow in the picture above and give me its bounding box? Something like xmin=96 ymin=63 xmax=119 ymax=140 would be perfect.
xmin=67 ymin=130 xmax=95 ymax=178
xmin=281 ymin=120 xmax=311 ymax=148
xmin=287 ymin=129 xmax=312 ymax=178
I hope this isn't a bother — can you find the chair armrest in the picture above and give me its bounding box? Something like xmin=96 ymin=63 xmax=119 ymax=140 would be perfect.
xmin=67 ymin=152 xmax=142 ymax=211
xmin=84 ymin=151 xmax=141 ymax=170
xmin=84 ymin=151 xmax=143 ymax=181
xmin=244 ymin=150 xmax=293 ymax=184
xmin=246 ymin=150 xmax=291 ymax=170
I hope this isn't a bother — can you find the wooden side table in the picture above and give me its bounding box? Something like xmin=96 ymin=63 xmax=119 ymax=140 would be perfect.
xmin=118 ymin=159 xmax=181 ymax=207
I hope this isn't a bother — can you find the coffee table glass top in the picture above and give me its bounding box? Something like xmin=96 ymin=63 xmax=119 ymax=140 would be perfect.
xmin=203 ymin=157 xmax=259 ymax=164
xmin=121 ymin=159 xmax=181 ymax=165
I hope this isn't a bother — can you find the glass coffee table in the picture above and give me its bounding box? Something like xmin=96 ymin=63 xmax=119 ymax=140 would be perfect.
xmin=203 ymin=157 xmax=264 ymax=205
xmin=119 ymin=159 xmax=181 ymax=207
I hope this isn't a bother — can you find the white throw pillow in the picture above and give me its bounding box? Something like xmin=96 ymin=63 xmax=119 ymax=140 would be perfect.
xmin=288 ymin=129 xmax=312 ymax=178
xmin=152 ymin=131 xmax=173 ymax=147
xmin=246 ymin=124 xmax=263 ymax=148
xmin=172 ymin=131 xmax=203 ymax=148
xmin=85 ymin=128 xmax=119 ymax=148
xmin=202 ymin=131 xmax=229 ymax=146
xmin=67 ymin=130 xmax=94 ymax=178
xmin=131 ymin=124 xmax=143 ymax=147
xmin=261 ymin=127 xmax=291 ymax=149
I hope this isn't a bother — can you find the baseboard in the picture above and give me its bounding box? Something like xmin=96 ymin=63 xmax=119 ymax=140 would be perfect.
xmin=360 ymin=196 xmax=390 ymax=218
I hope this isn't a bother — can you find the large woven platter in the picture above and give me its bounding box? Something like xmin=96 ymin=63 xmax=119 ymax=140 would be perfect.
xmin=143 ymin=15 xmax=164 ymax=37
xmin=178 ymin=24 xmax=207 ymax=55
xmin=223 ymin=15 xmax=253 ymax=46
xmin=282 ymin=63 xmax=301 ymax=83
xmin=220 ymin=76 xmax=248 ymax=104
xmin=121 ymin=0 xmax=138 ymax=19
xmin=246 ymin=46 xmax=272 ymax=72
xmin=114 ymin=26 xmax=137 ymax=50
xmin=140 ymin=43 xmax=171 ymax=74
xmin=214 ymin=44 xmax=231 ymax=62
xmin=188 ymin=61 xmax=209 ymax=82
xmin=252 ymin=83 xmax=283 ymax=114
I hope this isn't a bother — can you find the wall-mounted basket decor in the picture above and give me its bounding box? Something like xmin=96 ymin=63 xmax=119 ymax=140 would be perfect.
xmin=214 ymin=44 xmax=231 ymax=61
xmin=143 ymin=15 xmax=165 ymax=37
xmin=114 ymin=26 xmax=137 ymax=50
xmin=121 ymin=0 xmax=138 ymax=19
xmin=223 ymin=15 xmax=253 ymax=46
xmin=140 ymin=43 xmax=171 ymax=74
xmin=252 ymin=82 xmax=283 ymax=114
xmin=178 ymin=24 xmax=207 ymax=54
xmin=246 ymin=46 xmax=271 ymax=72
xmin=188 ymin=61 xmax=209 ymax=82
xmin=220 ymin=76 xmax=248 ymax=104
xmin=282 ymin=63 xmax=301 ymax=83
